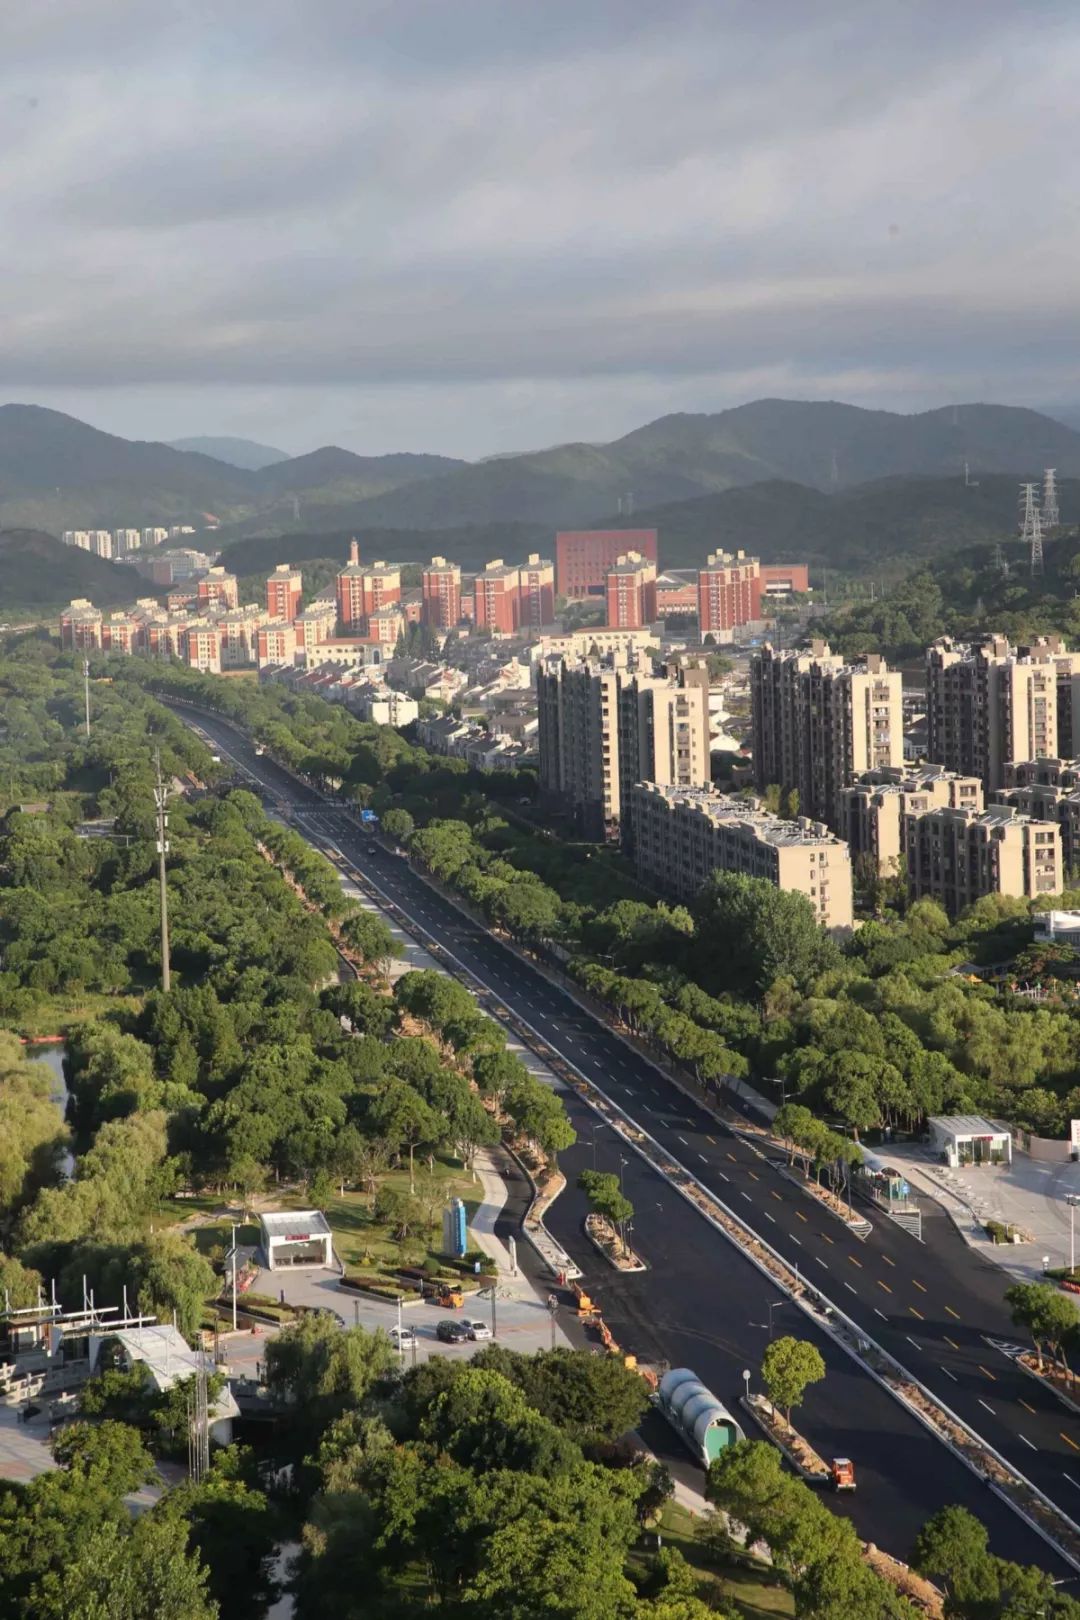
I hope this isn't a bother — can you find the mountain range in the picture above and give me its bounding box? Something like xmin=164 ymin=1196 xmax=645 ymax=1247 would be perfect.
xmin=2 ymin=398 xmax=1078 ymax=577
xmin=167 ymin=435 xmax=289 ymax=470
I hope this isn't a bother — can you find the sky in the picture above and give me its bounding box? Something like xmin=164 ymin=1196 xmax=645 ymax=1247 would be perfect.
xmin=2 ymin=0 xmax=1079 ymax=459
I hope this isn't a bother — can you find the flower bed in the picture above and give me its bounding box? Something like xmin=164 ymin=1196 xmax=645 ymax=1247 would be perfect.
xmin=739 ymin=1392 xmax=830 ymax=1483
xmin=584 ymin=1212 xmax=647 ymax=1272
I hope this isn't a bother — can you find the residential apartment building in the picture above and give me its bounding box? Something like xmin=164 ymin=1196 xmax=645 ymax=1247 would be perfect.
xmin=421 ymin=556 xmax=462 ymax=629
xmin=62 ymin=531 xmax=89 ymax=550
xmin=196 ymin=566 xmax=239 ymax=613
xmin=838 ymin=766 xmax=983 ymax=877
xmin=751 ymin=641 xmax=903 ymax=827
xmin=113 ymin=529 xmax=142 ymax=555
xmin=906 ymin=804 xmax=1061 ymax=913
xmin=473 ymin=559 xmax=521 ymax=635
xmin=295 ymin=598 xmax=336 ymax=659
xmin=180 ymin=621 xmax=222 ymax=674
xmin=605 ymin=552 xmax=658 ymax=629
xmin=142 ymin=527 xmax=169 ymax=549
xmin=537 ymin=654 xmax=710 ymax=839
xmin=629 ymin=782 xmax=853 ymax=931
xmin=256 ymin=622 xmax=298 ymax=669
xmin=925 ymin=635 xmax=1080 ymax=790
xmin=697 ymin=551 xmax=762 ymax=636
xmin=518 ymin=554 xmax=555 ymax=629
xmin=217 ymin=605 xmax=265 ymax=668
xmin=335 ymin=542 xmax=401 ymax=631
xmin=265 ymin=564 xmax=302 ymax=621
xmin=60 ymin=600 xmax=104 ymax=650
xmin=555 ymin=528 xmax=658 ymax=599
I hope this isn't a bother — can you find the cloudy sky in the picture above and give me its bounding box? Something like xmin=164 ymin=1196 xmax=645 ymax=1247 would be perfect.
xmin=2 ymin=0 xmax=1078 ymax=458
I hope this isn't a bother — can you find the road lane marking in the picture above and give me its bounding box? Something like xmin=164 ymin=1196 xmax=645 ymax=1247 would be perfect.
xmin=1019 ymin=1399 xmax=1036 ymax=1414
xmin=771 ymin=1191 xmax=783 ymax=1202
xmin=741 ymin=1192 xmax=752 ymax=1202
xmin=945 ymin=1306 xmax=961 ymax=1319
xmin=764 ymin=1212 xmax=776 ymax=1223
xmin=1019 ymin=1435 xmax=1037 ymax=1451
xmin=847 ymin=1254 xmax=861 ymax=1267
xmin=698 ymin=1153 xmax=709 ymax=1163
xmin=912 ymin=1279 xmax=927 ymax=1292
xmin=874 ymin=1309 xmax=889 ymax=1321
xmin=677 ymin=1135 xmax=689 ymax=1145
xmin=706 ymin=1136 xmax=717 ymax=1145
xmin=944 ymin=1337 xmax=959 ymax=1350
xmin=909 ymin=1306 xmax=924 ymax=1320
xmin=906 ymin=1335 xmax=920 ymax=1348
xmin=844 ymin=1282 xmax=857 ymax=1294
xmin=978 ymin=1365 xmax=996 ymax=1382
xmin=727 ymin=1153 xmax=738 ymax=1162
xmin=978 ymin=1399 xmax=995 ymax=1415
xmin=1065 ymin=1474 xmax=1080 ymax=1491
xmin=877 ymin=1280 xmax=892 ymax=1294
xmin=790 ymin=1236 xmax=802 ymax=1247
xmin=815 ymin=1257 xmax=828 ymax=1269
xmin=717 ymin=1171 xmax=729 ymax=1182
xmin=747 ymin=1171 xmax=760 ymax=1182
xmin=941 ymin=1367 xmax=957 ymax=1381
xmin=1062 ymin=1432 xmax=1080 ymax=1453
xmin=820 ymin=1233 xmax=834 ymax=1245
xmin=796 ymin=1211 xmax=808 ymax=1223
xmin=882 ymin=1254 xmax=895 ymax=1267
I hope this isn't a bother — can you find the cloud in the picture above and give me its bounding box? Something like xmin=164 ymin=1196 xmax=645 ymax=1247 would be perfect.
xmin=1 ymin=0 xmax=1078 ymax=454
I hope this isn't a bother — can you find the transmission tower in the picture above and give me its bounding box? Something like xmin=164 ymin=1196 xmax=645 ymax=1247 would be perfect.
xmin=1043 ymin=467 xmax=1061 ymax=528
xmin=186 ymin=1354 xmax=210 ymax=1483
xmin=991 ymin=541 xmax=1009 ymax=578
xmin=153 ymin=750 xmax=172 ymax=993
xmin=1019 ymin=482 xmax=1039 ymax=539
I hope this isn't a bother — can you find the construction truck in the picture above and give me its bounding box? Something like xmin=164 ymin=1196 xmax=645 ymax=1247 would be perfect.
xmin=829 ymin=1457 xmax=856 ymax=1491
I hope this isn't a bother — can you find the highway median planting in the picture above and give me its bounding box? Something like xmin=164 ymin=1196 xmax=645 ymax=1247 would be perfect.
xmin=738 ymin=1391 xmax=830 ymax=1483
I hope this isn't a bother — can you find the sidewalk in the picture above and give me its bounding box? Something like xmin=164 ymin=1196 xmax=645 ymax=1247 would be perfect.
xmin=886 ymin=1144 xmax=1080 ymax=1283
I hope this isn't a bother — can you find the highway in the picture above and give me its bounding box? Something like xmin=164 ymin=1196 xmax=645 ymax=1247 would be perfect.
xmin=176 ymin=705 xmax=1078 ymax=1570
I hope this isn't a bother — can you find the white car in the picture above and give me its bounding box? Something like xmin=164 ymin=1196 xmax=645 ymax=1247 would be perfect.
xmin=466 ymin=1319 xmax=492 ymax=1341
xmin=390 ymin=1325 xmax=416 ymax=1348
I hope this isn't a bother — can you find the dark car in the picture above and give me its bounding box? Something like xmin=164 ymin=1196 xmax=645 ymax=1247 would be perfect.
xmin=366 ymin=843 xmax=378 ymax=855
xmin=436 ymin=1319 xmax=471 ymax=1344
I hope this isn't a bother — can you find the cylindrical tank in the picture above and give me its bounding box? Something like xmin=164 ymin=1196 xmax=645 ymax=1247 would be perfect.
xmin=657 ymin=1367 xmax=744 ymax=1466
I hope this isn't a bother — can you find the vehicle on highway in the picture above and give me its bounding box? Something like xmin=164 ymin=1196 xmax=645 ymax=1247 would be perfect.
xmin=367 ymin=843 xmax=378 ymax=855
xmin=829 ymin=1457 xmax=856 ymax=1491
xmin=254 ymin=745 xmax=265 ymax=756
xmin=465 ymin=1319 xmax=491 ymax=1340
xmin=436 ymin=1319 xmax=471 ymax=1344
xmin=389 ymin=1325 xmax=416 ymax=1348
xmin=393 ymin=846 xmax=407 ymax=858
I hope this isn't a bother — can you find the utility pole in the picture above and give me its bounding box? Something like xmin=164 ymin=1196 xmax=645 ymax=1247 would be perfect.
xmin=83 ymin=658 xmax=91 ymax=738
xmin=153 ymin=750 xmax=171 ymax=992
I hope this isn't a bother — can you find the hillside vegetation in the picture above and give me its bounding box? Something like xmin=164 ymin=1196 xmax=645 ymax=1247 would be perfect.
xmin=0 ymin=530 xmax=163 ymax=617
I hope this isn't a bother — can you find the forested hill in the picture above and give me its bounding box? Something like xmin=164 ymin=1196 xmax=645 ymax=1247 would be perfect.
xmin=0 ymin=529 xmax=163 ymax=616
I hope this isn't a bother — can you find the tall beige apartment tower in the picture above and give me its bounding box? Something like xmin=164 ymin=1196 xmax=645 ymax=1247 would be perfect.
xmin=537 ymin=655 xmax=711 ymax=840
xmin=925 ymin=635 xmax=1080 ymax=790
xmin=751 ymin=641 xmax=903 ymax=827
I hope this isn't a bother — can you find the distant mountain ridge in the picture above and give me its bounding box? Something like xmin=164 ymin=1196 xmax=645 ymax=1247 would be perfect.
xmin=5 ymin=397 xmax=1080 ymax=544
xmin=0 ymin=529 xmax=165 ymax=615
xmin=169 ymin=435 xmax=289 ymax=470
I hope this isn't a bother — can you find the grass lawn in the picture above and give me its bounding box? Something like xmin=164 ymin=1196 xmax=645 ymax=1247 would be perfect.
xmin=162 ymin=1154 xmax=484 ymax=1277
xmin=633 ymin=1501 xmax=793 ymax=1620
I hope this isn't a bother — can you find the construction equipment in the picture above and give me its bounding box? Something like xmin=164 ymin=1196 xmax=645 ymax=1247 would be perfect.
xmin=829 ymin=1457 xmax=856 ymax=1491
xmin=429 ymin=1283 xmax=463 ymax=1310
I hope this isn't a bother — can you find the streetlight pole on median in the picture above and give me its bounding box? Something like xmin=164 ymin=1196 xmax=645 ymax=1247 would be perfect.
xmin=230 ymin=1224 xmax=238 ymax=1333
xmin=1068 ymin=1194 xmax=1080 ymax=1275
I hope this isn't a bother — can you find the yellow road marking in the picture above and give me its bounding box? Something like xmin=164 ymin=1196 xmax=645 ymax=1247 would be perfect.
xmin=796 ymin=1211 xmax=808 ymax=1223
xmin=944 ymin=1336 xmax=959 ymax=1350
xmin=747 ymin=1170 xmax=760 ymax=1182
xmin=945 ymin=1306 xmax=961 ymax=1320
xmin=877 ymin=1280 xmax=892 ymax=1294
xmin=912 ymin=1279 xmax=927 ymax=1293
xmin=1062 ymin=1432 xmax=1080 ymax=1453
xmin=771 ymin=1190 xmax=783 ymax=1202
xmin=821 ymin=1232 xmax=834 ymax=1244
xmin=909 ymin=1306 xmax=924 ymax=1320
xmin=706 ymin=1136 xmax=717 ymax=1145
xmin=847 ymin=1254 xmax=862 ymax=1267
xmin=1019 ymin=1399 xmax=1036 ymax=1414
xmin=882 ymin=1255 xmax=895 ymax=1267
xmin=727 ymin=1153 xmax=738 ymax=1163
xmin=978 ymin=1365 xmax=996 ymax=1382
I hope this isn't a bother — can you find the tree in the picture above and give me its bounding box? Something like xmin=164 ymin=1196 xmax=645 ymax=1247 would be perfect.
xmin=760 ymin=1336 xmax=825 ymax=1423
xmin=380 ymin=808 xmax=415 ymax=844
xmin=1005 ymin=1281 xmax=1080 ymax=1377
xmin=913 ymin=1504 xmax=999 ymax=1612
xmin=471 ymin=1345 xmax=650 ymax=1442
xmin=265 ymin=1315 xmax=397 ymax=1441
xmin=365 ymin=1079 xmax=444 ymax=1190
xmin=693 ymin=873 xmax=839 ymax=996
xmin=159 ymin=1448 xmax=279 ymax=1620
xmin=26 ymin=1511 xmax=217 ymax=1620
xmin=577 ymin=1169 xmax=634 ymax=1256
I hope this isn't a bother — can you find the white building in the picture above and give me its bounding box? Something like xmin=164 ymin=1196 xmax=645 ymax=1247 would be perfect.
xmin=88 ymin=1323 xmax=239 ymax=1444
xmin=142 ymin=527 xmax=169 ymax=548
xmin=258 ymin=1209 xmax=333 ymax=1269
xmin=1034 ymin=911 xmax=1080 ymax=948
xmin=928 ymin=1114 xmax=1012 ymax=1168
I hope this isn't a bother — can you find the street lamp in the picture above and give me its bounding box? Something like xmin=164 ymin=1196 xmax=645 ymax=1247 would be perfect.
xmin=1067 ymin=1194 xmax=1080 ymax=1275
xmin=230 ymin=1224 xmax=238 ymax=1333
xmin=742 ymin=1367 xmax=751 ymax=1405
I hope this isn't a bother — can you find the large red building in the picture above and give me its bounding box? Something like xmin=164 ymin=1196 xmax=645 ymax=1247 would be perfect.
xmin=760 ymin=563 xmax=811 ymax=597
xmin=605 ymin=552 xmax=658 ymax=629
xmin=697 ymin=550 xmax=762 ymax=635
xmin=266 ymin=564 xmax=302 ymax=621
xmin=196 ymin=567 xmax=239 ymax=612
xmin=335 ymin=541 xmax=401 ymax=631
xmin=473 ymin=559 xmax=521 ymax=635
xmin=555 ymin=529 xmax=658 ymax=599
xmin=421 ymin=556 xmax=462 ymax=629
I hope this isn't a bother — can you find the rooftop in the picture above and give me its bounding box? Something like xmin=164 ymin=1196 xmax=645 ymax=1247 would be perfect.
xmin=634 ymin=782 xmax=844 ymax=848
xmin=258 ymin=1209 xmax=332 ymax=1239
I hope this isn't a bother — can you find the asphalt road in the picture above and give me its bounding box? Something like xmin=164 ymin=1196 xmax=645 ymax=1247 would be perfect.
xmin=175 ymin=705 xmax=1077 ymax=1571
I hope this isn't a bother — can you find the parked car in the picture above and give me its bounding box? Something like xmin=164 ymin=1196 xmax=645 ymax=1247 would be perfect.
xmin=436 ymin=1319 xmax=471 ymax=1344
xmin=389 ymin=1325 xmax=416 ymax=1348
xmin=465 ymin=1319 xmax=491 ymax=1341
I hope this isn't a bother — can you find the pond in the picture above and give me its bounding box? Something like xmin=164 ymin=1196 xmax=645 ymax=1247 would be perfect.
xmin=26 ymin=1042 xmax=76 ymax=1179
